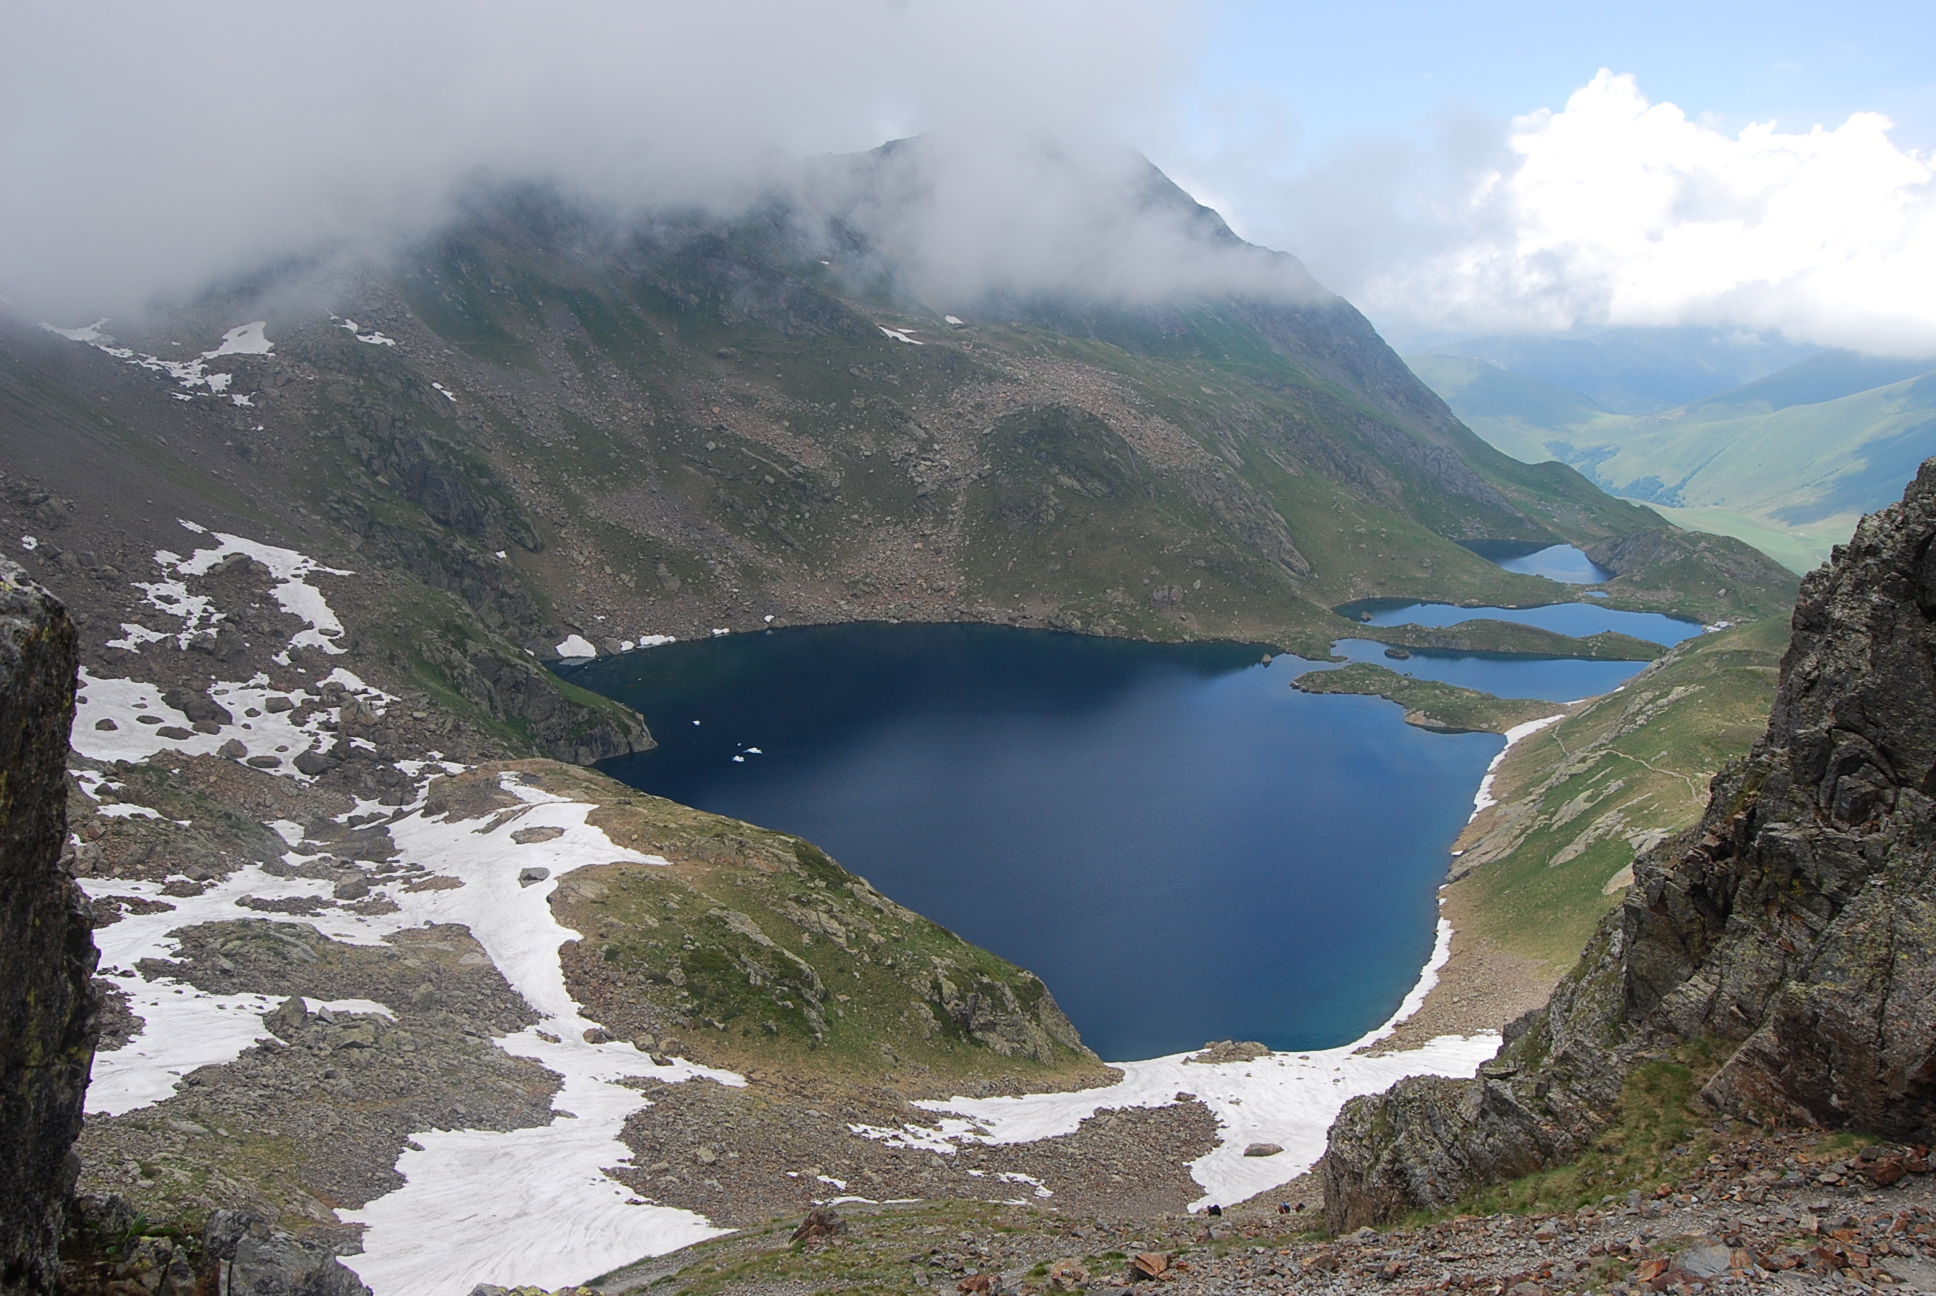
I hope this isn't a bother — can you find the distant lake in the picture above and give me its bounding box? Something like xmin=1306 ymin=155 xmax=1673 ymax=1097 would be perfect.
xmin=1332 ymin=639 xmax=1649 ymax=701
xmin=567 ymin=624 xmax=1503 ymax=1061
xmin=1336 ymin=598 xmax=1703 ymax=647
xmin=1460 ymin=541 xmax=1614 ymax=584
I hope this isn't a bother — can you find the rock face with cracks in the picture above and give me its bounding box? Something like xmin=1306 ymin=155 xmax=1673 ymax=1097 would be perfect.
xmin=0 ymin=560 xmax=95 ymax=1296
xmin=1325 ymin=457 xmax=1936 ymax=1230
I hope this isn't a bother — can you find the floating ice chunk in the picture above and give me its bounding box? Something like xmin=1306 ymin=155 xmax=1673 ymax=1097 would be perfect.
xmin=732 ymin=755 xmax=745 ymax=763
xmin=554 ymin=634 xmax=597 ymax=659
xmin=743 ymin=747 xmax=763 ymax=755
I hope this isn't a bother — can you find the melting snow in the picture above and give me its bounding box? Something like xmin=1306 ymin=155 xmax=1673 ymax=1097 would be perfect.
xmin=878 ymin=326 xmax=924 ymax=345
xmin=554 ymin=635 xmax=597 ymax=659
xmin=333 ymin=317 xmax=397 ymax=347
xmin=208 ymin=321 xmax=274 ymax=356
xmin=168 ymin=524 xmax=353 ymax=659
xmin=83 ymin=771 xmax=743 ymax=1293
xmin=41 ymin=319 xmax=273 ymax=397
xmin=881 ymin=920 xmax=1497 ymax=1211
xmin=1471 ymin=713 xmax=1565 ymax=818
xmin=431 ymin=382 xmax=457 ymax=402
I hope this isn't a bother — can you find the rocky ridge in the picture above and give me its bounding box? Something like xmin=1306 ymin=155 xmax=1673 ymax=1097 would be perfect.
xmin=0 ymin=561 xmax=93 ymax=1296
xmin=1324 ymin=458 xmax=1936 ymax=1231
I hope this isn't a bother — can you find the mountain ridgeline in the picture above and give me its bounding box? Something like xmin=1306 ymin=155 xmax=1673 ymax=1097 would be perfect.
xmin=2 ymin=143 xmax=1791 ymax=771
xmin=1412 ymin=338 xmax=1936 ymax=571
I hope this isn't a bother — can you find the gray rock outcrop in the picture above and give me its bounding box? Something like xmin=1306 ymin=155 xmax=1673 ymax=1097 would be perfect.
xmin=0 ymin=562 xmax=95 ymax=1296
xmin=1325 ymin=459 xmax=1936 ymax=1230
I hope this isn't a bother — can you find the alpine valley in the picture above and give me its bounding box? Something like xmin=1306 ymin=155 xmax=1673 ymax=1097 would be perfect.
xmin=10 ymin=138 xmax=1934 ymax=1296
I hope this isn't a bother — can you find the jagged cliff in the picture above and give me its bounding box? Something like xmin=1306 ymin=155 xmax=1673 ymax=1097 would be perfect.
xmin=0 ymin=561 xmax=94 ymax=1296
xmin=1325 ymin=458 xmax=1936 ymax=1230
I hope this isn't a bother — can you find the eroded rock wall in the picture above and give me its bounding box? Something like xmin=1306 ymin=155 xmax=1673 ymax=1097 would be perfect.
xmin=0 ymin=562 xmax=95 ymax=1296
xmin=1325 ymin=459 xmax=1936 ymax=1230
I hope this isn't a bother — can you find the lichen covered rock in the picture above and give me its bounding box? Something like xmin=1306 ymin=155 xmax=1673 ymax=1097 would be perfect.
xmin=0 ymin=562 xmax=94 ymax=1295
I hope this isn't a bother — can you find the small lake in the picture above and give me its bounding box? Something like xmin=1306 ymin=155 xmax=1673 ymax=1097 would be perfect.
xmin=1460 ymin=541 xmax=1614 ymax=584
xmin=1332 ymin=639 xmax=1649 ymax=701
xmin=1336 ymin=598 xmax=1703 ymax=647
xmin=568 ymin=624 xmax=1503 ymax=1061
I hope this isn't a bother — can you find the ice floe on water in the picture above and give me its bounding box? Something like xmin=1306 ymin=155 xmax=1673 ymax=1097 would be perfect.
xmin=554 ymin=634 xmax=598 ymax=659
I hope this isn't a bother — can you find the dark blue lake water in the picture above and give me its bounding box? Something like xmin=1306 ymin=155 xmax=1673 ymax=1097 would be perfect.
xmin=567 ymin=624 xmax=1503 ymax=1061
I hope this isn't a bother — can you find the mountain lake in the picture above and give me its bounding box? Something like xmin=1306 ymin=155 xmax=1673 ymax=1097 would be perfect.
xmin=566 ymin=578 xmax=1691 ymax=1062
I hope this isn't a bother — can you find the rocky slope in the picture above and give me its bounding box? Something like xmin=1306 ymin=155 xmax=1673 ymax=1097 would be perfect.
xmin=0 ymin=562 xmax=93 ymax=1296
xmin=1324 ymin=458 xmax=1936 ymax=1231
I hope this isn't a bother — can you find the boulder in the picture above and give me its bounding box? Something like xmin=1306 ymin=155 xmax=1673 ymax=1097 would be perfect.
xmin=0 ymin=562 xmax=94 ymax=1296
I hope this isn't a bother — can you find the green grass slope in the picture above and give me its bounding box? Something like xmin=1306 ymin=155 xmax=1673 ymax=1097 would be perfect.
xmin=1448 ymin=615 xmax=1788 ymax=974
xmin=1411 ymin=349 xmax=1936 ymax=571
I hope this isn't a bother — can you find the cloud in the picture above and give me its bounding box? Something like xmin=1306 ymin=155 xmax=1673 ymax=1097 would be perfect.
xmin=1274 ymin=71 xmax=1936 ymax=357
xmin=0 ymin=1 xmax=1199 ymax=320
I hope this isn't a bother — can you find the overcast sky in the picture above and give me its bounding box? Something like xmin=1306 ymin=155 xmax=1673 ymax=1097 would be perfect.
xmin=4 ymin=1 xmax=1932 ymax=354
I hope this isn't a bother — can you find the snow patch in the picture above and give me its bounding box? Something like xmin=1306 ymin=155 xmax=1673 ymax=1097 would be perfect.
xmin=333 ymin=317 xmax=396 ymax=347
xmin=169 ymin=525 xmax=352 ymax=658
xmin=887 ymin=919 xmax=1492 ymax=1211
xmin=302 ymin=997 xmax=396 ymax=1020
xmin=878 ymin=326 xmax=924 ymax=345
xmin=1471 ymin=713 xmax=1566 ymax=819
xmin=554 ymin=634 xmax=598 ymax=659
xmin=207 ymin=322 xmax=273 ymax=356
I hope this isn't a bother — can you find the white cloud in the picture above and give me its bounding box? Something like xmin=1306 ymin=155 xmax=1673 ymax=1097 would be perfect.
xmin=0 ymin=1 xmax=1195 ymax=320
xmin=1344 ymin=71 xmax=1936 ymax=355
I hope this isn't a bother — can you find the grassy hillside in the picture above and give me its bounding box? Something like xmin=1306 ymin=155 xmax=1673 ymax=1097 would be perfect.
xmin=1447 ymin=615 xmax=1788 ymax=974
xmin=1411 ymin=349 xmax=1936 ymax=571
